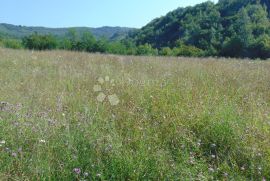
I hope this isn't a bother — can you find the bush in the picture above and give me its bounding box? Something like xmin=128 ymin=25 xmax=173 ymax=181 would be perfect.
xmin=2 ymin=39 xmax=22 ymax=49
xmin=221 ymin=37 xmax=245 ymax=58
xmin=172 ymin=44 xmax=204 ymax=57
xmin=159 ymin=47 xmax=173 ymax=56
xmin=249 ymin=35 xmax=270 ymax=59
xmin=92 ymin=39 xmax=109 ymax=53
xmin=107 ymin=42 xmax=127 ymax=55
xmin=22 ymin=33 xmax=57 ymax=50
xmin=136 ymin=43 xmax=158 ymax=56
xmin=59 ymin=39 xmax=72 ymax=50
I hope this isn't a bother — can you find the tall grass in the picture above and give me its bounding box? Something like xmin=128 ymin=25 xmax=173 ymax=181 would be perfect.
xmin=0 ymin=48 xmax=270 ymax=180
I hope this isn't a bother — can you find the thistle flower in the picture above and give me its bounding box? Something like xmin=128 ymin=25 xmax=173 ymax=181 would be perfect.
xmin=73 ymin=168 xmax=81 ymax=175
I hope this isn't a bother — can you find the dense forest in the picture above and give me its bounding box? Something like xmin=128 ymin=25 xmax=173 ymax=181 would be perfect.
xmin=131 ymin=0 xmax=270 ymax=59
xmin=1 ymin=0 xmax=270 ymax=59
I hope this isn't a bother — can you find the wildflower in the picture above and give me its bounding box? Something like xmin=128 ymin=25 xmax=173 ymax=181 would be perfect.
xmin=98 ymin=77 xmax=104 ymax=84
xmin=11 ymin=152 xmax=17 ymax=157
xmin=39 ymin=139 xmax=46 ymax=143
xmin=73 ymin=168 xmax=81 ymax=175
xmin=96 ymin=173 xmax=101 ymax=177
xmin=211 ymin=143 xmax=216 ymax=148
xmin=93 ymin=85 xmax=102 ymax=92
xmin=83 ymin=172 xmax=89 ymax=177
xmin=197 ymin=139 xmax=202 ymax=147
xmin=108 ymin=94 xmax=120 ymax=106
xmin=211 ymin=155 xmax=216 ymax=159
xmin=0 ymin=140 xmax=5 ymax=145
xmin=208 ymin=167 xmax=215 ymax=173
xmin=189 ymin=158 xmax=195 ymax=165
xmin=241 ymin=166 xmax=245 ymax=171
xmin=224 ymin=172 xmax=228 ymax=177
xmin=97 ymin=92 xmax=106 ymax=102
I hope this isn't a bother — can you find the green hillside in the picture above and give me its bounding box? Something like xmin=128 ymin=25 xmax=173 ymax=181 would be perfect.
xmin=0 ymin=23 xmax=135 ymax=41
xmin=130 ymin=0 xmax=270 ymax=58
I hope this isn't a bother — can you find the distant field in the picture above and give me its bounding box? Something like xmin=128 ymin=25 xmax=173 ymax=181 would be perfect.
xmin=0 ymin=48 xmax=270 ymax=180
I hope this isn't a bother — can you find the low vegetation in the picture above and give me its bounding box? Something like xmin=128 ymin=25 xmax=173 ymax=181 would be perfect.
xmin=0 ymin=48 xmax=269 ymax=180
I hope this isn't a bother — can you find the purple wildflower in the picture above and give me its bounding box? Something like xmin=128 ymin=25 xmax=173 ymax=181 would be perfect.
xmin=73 ymin=168 xmax=81 ymax=175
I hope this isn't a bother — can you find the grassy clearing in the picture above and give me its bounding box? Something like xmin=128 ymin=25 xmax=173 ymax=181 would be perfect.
xmin=0 ymin=48 xmax=270 ymax=180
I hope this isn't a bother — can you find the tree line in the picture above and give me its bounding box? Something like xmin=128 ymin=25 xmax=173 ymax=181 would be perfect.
xmin=0 ymin=30 xmax=203 ymax=57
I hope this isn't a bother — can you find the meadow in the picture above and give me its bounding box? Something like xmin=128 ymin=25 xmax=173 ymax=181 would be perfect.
xmin=0 ymin=48 xmax=270 ymax=180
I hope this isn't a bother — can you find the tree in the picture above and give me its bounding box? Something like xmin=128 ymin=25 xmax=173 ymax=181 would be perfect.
xmin=172 ymin=42 xmax=204 ymax=57
xmin=249 ymin=34 xmax=270 ymax=59
xmin=2 ymin=39 xmax=22 ymax=49
xmin=92 ymin=38 xmax=109 ymax=53
xmin=159 ymin=47 xmax=173 ymax=56
xmin=22 ymin=33 xmax=57 ymax=50
xmin=82 ymin=32 xmax=96 ymax=52
xmin=136 ymin=44 xmax=158 ymax=56
xmin=107 ymin=41 xmax=127 ymax=55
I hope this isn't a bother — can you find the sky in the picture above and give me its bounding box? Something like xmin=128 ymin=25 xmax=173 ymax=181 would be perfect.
xmin=0 ymin=0 xmax=218 ymax=28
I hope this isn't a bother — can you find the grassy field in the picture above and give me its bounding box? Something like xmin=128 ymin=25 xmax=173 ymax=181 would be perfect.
xmin=0 ymin=48 xmax=270 ymax=180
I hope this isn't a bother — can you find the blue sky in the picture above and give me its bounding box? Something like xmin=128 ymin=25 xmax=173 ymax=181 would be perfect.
xmin=0 ymin=0 xmax=217 ymax=28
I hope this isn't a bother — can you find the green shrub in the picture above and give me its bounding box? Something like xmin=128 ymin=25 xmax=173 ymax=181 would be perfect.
xmin=159 ymin=47 xmax=173 ymax=56
xmin=249 ymin=34 xmax=270 ymax=59
xmin=22 ymin=33 xmax=57 ymax=50
xmin=172 ymin=44 xmax=204 ymax=57
xmin=2 ymin=39 xmax=22 ymax=49
xmin=136 ymin=43 xmax=158 ymax=56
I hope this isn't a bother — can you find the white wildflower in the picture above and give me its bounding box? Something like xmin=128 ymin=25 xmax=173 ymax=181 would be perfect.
xmin=93 ymin=85 xmax=102 ymax=92
xmin=108 ymin=94 xmax=120 ymax=106
xmin=39 ymin=139 xmax=46 ymax=143
xmin=0 ymin=140 xmax=5 ymax=146
xmin=208 ymin=167 xmax=215 ymax=173
xmin=97 ymin=92 xmax=106 ymax=102
xmin=98 ymin=77 xmax=104 ymax=84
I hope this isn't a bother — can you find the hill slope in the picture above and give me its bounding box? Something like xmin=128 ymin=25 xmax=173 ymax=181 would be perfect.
xmin=130 ymin=0 xmax=270 ymax=57
xmin=0 ymin=23 xmax=135 ymax=41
